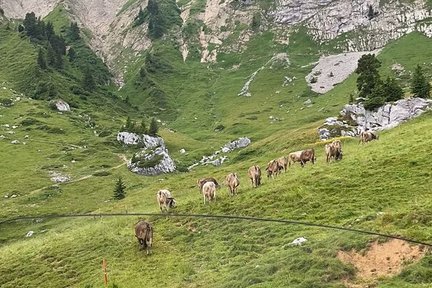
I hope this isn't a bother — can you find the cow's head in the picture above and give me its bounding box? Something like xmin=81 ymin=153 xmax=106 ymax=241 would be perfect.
xmin=168 ymin=198 xmax=177 ymax=208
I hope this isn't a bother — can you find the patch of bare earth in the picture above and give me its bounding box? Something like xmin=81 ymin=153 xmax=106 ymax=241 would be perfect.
xmin=337 ymin=239 xmax=427 ymax=288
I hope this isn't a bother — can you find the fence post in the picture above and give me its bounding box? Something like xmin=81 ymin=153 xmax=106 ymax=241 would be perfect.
xmin=102 ymin=258 xmax=108 ymax=287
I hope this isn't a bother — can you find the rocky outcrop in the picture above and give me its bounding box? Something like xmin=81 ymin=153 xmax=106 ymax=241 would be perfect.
xmin=188 ymin=137 xmax=251 ymax=170
xmin=319 ymin=98 xmax=432 ymax=140
xmin=51 ymin=99 xmax=70 ymax=112
xmin=117 ymin=132 xmax=176 ymax=176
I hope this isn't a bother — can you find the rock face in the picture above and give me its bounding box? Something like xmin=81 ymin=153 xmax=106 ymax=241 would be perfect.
xmin=117 ymin=132 xmax=176 ymax=176
xmin=319 ymin=98 xmax=432 ymax=140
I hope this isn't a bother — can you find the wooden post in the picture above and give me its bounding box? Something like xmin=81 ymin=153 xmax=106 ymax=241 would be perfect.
xmin=102 ymin=258 xmax=108 ymax=287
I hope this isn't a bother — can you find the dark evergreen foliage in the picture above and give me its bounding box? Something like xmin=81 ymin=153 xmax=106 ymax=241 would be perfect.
xmin=411 ymin=65 xmax=431 ymax=98
xmin=355 ymin=54 xmax=381 ymax=99
xmin=148 ymin=117 xmax=159 ymax=136
xmin=113 ymin=177 xmax=126 ymax=200
xmin=82 ymin=67 xmax=96 ymax=91
xmin=69 ymin=22 xmax=81 ymax=41
xmin=37 ymin=48 xmax=47 ymax=70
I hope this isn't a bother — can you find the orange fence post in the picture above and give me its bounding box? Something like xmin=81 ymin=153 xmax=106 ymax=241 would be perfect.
xmin=102 ymin=258 xmax=108 ymax=287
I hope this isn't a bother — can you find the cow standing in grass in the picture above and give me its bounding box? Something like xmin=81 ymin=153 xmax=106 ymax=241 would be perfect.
xmin=289 ymin=149 xmax=316 ymax=167
xmin=360 ymin=131 xmax=378 ymax=144
xmin=197 ymin=177 xmax=220 ymax=192
xmin=325 ymin=140 xmax=343 ymax=163
xmin=134 ymin=220 xmax=153 ymax=255
xmin=277 ymin=156 xmax=288 ymax=172
xmin=202 ymin=181 xmax=216 ymax=204
xmin=266 ymin=160 xmax=282 ymax=178
xmin=248 ymin=165 xmax=261 ymax=188
xmin=156 ymin=189 xmax=176 ymax=213
xmin=225 ymin=172 xmax=240 ymax=196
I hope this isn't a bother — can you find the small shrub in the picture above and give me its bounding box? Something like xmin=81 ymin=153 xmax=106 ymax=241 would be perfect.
xmin=0 ymin=98 xmax=14 ymax=107
xmin=93 ymin=171 xmax=111 ymax=177
xmin=21 ymin=118 xmax=40 ymax=126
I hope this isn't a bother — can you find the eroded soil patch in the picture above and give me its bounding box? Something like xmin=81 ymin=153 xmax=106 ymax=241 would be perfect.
xmin=338 ymin=239 xmax=426 ymax=287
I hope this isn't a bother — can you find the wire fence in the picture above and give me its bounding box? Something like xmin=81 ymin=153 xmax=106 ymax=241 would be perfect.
xmin=2 ymin=212 xmax=431 ymax=247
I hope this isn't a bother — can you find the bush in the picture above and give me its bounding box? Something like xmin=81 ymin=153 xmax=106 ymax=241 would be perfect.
xmin=21 ymin=118 xmax=41 ymax=126
xmin=0 ymin=98 xmax=13 ymax=107
xmin=93 ymin=171 xmax=111 ymax=177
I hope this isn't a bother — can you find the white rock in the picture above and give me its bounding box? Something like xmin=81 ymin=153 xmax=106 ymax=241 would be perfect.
xmin=179 ymin=149 xmax=186 ymax=154
xmin=25 ymin=231 xmax=34 ymax=237
xmin=290 ymin=237 xmax=308 ymax=246
xmin=11 ymin=140 xmax=20 ymax=144
xmin=52 ymin=99 xmax=71 ymax=112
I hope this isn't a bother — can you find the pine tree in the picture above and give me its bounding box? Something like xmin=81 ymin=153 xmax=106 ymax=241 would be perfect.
xmin=355 ymin=54 xmax=381 ymax=99
xmin=383 ymin=76 xmax=403 ymax=102
xmin=69 ymin=22 xmax=80 ymax=41
xmin=140 ymin=119 xmax=147 ymax=134
xmin=367 ymin=5 xmax=375 ymax=20
xmin=23 ymin=12 xmax=38 ymax=38
xmin=251 ymin=13 xmax=261 ymax=31
xmin=45 ymin=21 xmax=55 ymax=40
xmin=82 ymin=67 xmax=96 ymax=91
xmin=37 ymin=48 xmax=47 ymax=70
xmin=411 ymin=65 xmax=431 ymax=98
xmin=46 ymin=43 xmax=56 ymax=67
xmin=68 ymin=47 xmax=77 ymax=62
xmin=113 ymin=177 xmax=126 ymax=200
xmin=147 ymin=0 xmax=165 ymax=39
xmin=148 ymin=117 xmax=158 ymax=136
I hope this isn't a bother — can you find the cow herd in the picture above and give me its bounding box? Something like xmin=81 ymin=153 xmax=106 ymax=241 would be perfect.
xmin=135 ymin=130 xmax=379 ymax=254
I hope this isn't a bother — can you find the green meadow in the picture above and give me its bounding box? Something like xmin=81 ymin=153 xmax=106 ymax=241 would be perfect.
xmin=0 ymin=12 xmax=432 ymax=287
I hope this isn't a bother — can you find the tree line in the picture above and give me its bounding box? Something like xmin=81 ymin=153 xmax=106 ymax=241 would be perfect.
xmin=355 ymin=54 xmax=430 ymax=110
xmin=123 ymin=116 xmax=159 ymax=136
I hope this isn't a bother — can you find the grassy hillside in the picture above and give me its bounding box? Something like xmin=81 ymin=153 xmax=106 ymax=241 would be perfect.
xmin=1 ymin=9 xmax=432 ymax=288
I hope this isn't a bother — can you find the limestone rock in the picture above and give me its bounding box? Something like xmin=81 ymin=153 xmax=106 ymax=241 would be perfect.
xmin=52 ymin=99 xmax=71 ymax=112
xmin=118 ymin=132 xmax=176 ymax=176
xmin=319 ymin=98 xmax=432 ymax=140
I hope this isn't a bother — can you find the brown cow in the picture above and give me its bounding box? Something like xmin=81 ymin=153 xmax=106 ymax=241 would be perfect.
xmin=325 ymin=140 xmax=343 ymax=163
xmin=359 ymin=131 xmax=378 ymax=144
xmin=266 ymin=160 xmax=283 ymax=178
xmin=197 ymin=177 xmax=220 ymax=192
xmin=289 ymin=149 xmax=316 ymax=167
xmin=134 ymin=220 xmax=153 ymax=255
xmin=225 ymin=173 xmax=240 ymax=196
xmin=202 ymin=181 xmax=216 ymax=204
xmin=156 ymin=189 xmax=176 ymax=213
xmin=277 ymin=156 xmax=288 ymax=172
xmin=247 ymin=165 xmax=261 ymax=188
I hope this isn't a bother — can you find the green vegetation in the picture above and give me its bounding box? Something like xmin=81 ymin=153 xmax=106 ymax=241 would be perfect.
xmin=411 ymin=64 xmax=431 ymax=98
xmin=1 ymin=5 xmax=432 ymax=287
xmin=113 ymin=177 xmax=126 ymax=200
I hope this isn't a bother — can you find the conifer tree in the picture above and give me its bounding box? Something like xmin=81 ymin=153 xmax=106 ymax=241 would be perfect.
xmin=68 ymin=47 xmax=77 ymax=62
xmin=69 ymin=22 xmax=80 ymax=41
xmin=411 ymin=65 xmax=431 ymax=98
xmin=148 ymin=117 xmax=158 ymax=136
xmin=113 ymin=177 xmax=126 ymax=200
xmin=37 ymin=48 xmax=47 ymax=70
xmin=82 ymin=67 xmax=96 ymax=91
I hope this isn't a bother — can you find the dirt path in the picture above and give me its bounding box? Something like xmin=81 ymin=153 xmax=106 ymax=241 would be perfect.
xmin=28 ymin=154 xmax=128 ymax=195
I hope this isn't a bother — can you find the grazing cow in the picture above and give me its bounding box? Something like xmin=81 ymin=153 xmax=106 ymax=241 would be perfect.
xmin=134 ymin=220 xmax=153 ymax=255
xmin=266 ymin=160 xmax=282 ymax=178
xmin=325 ymin=140 xmax=343 ymax=163
xmin=197 ymin=177 xmax=220 ymax=192
xmin=277 ymin=156 xmax=288 ymax=172
xmin=202 ymin=181 xmax=216 ymax=204
xmin=359 ymin=131 xmax=378 ymax=144
xmin=247 ymin=165 xmax=261 ymax=188
xmin=289 ymin=149 xmax=316 ymax=167
xmin=225 ymin=173 xmax=240 ymax=196
xmin=156 ymin=189 xmax=176 ymax=212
